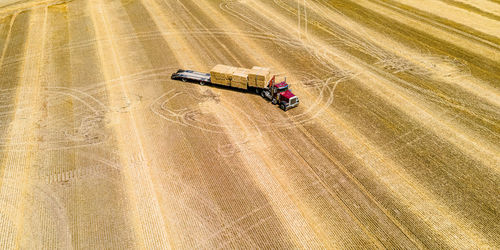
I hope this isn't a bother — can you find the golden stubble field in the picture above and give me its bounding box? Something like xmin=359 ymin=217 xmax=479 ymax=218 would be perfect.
xmin=0 ymin=0 xmax=498 ymax=248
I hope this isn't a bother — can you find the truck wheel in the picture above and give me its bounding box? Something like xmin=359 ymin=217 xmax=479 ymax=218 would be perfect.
xmin=280 ymin=103 xmax=286 ymax=111
xmin=272 ymin=98 xmax=278 ymax=105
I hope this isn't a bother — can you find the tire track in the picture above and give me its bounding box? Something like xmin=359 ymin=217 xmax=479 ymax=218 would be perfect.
xmin=255 ymin=0 xmax=499 ymax=172
xmin=140 ymin=1 xmax=298 ymax=247
xmin=321 ymin=0 xmax=500 ymax=84
xmin=131 ymin=0 xmax=263 ymax=247
xmin=189 ymin=0 xmax=404 ymax=246
xmin=149 ymin=0 xmax=328 ymax=246
xmin=295 ymin=0 xmax=500 ymax=115
xmin=217 ymin=2 xmax=427 ymax=247
xmin=0 ymin=0 xmax=498 ymax=247
xmin=192 ymin=0 xmax=418 ymax=246
xmin=235 ymin=0 xmax=497 ymax=247
xmin=379 ymin=0 xmax=500 ymax=47
xmin=279 ymin=0 xmax=500 ymax=171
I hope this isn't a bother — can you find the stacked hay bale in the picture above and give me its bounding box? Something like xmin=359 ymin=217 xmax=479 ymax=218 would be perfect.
xmin=210 ymin=65 xmax=271 ymax=89
xmin=210 ymin=64 xmax=236 ymax=86
xmin=248 ymin=66 xmax=271 ymax=88
xmin=231 ymin=68 xmax=250 ymax=89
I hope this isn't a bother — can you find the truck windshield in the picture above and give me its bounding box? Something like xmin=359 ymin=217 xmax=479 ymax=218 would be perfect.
xmin=278 ymin=86 xmax=288 ymax=92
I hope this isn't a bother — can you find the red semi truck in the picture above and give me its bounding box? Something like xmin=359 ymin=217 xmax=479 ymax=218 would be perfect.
xmin=171 ymin=65 xmax=299 ymax=111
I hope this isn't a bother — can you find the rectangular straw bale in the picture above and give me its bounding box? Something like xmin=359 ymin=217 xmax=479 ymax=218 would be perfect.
xmin=231 ymin=68 xmax=249 ymax=89
xmin=210 ymin=64 xmax=236 ymax=86
xmin=248 ymin=67 xmax=271 ymax=88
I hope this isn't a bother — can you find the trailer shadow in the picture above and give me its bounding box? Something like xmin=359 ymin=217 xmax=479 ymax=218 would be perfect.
xmin=172 ymin=77 xmax=265 ymax=97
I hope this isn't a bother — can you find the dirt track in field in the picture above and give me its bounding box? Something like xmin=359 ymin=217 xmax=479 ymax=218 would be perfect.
xmin=0 ymin=0 xmax=498 ymax=248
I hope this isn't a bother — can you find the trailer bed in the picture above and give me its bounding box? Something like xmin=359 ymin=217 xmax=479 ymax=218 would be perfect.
xmin=171 ymin=70 xmax=211 ymax=83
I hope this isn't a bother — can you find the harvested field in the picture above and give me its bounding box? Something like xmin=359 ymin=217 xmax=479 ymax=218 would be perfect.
xmin=0 ymin=0 xmax=499 ymax=248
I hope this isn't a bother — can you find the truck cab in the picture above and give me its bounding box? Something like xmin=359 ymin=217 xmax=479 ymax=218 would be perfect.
xmin=278 ymin=90 xmax=299 ymax=111
xmin=268 ymin=78 xmax=299 ymax=111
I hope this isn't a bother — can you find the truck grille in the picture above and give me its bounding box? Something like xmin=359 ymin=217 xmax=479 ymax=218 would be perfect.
xmin=290 ymin=98 xmax=297 ymax=105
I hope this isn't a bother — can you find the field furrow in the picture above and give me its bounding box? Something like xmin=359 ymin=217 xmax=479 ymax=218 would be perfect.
xmin=0 ymin=0 xmax=498 ymax=248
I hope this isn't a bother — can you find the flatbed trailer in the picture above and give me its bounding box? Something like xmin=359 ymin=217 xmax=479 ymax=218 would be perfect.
xmin=171 ymin=69 xmax=211 ymax=85
xmin=171 ymin=67 xmax=299 ymax=111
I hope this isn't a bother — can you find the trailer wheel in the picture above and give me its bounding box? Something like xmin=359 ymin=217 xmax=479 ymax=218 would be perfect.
xmin=199 ymin=81 xmax=205 ymax=86
xmin=182 ymin=78 xmax=186 ymax=82
xmin=260 ymin=90 xmax=266 ymax=98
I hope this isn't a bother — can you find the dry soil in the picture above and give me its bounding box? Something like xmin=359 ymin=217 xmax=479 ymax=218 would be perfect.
xmin=0 ymin=0 xmax=499 ymax=248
